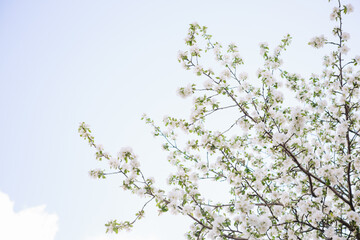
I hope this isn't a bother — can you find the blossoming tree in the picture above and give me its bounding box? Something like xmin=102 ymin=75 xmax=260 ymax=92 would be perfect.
xmin=79 ymin=0 xmax=360 ymax=239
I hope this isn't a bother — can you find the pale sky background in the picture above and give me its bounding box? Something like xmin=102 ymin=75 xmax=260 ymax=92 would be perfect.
xmin=1 ymin=0 xmax=360 ymax=240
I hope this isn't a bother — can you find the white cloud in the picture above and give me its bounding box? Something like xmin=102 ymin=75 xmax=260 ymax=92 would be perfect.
xmin=0 ymin=191 xmax=58 ymax=240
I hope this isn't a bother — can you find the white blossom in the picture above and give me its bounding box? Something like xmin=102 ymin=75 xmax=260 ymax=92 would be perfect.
xmin=309 ymin=35 xmax=327 ymax=48
xmin=346 ymin=4 xmax=354 ymax=13
xmin=339 ymin=45 xmax=350 ymax=55
xmin=342 ymin=32 xmax=350 ymax=40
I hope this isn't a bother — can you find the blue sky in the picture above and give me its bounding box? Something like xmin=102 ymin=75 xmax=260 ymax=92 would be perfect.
xmin=0 ymin=0 xmax=359 ymax=240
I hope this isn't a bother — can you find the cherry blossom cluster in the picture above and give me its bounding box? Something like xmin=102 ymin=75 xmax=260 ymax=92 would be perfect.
xmin=80 ymin=0 xmax=360 ymax=239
